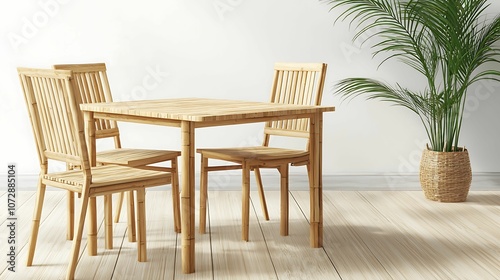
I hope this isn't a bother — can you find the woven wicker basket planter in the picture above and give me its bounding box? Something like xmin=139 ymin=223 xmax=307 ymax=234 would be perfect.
xmin=419 ymin=147 xmax=472 ymax=202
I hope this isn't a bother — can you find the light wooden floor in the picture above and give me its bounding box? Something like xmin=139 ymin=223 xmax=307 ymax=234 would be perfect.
xmin=1 ymin=190 xmax=499 ymax=280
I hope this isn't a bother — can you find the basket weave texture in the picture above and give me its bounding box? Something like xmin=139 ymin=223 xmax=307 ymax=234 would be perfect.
xmin=419 ymin=148 xmax=472 ymax=202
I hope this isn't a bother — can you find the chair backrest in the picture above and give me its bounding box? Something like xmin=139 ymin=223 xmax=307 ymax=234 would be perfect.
xmin=53 ymin=63 xmax=121 ymax=146
xmin=18 ymin=68 xmax=91 ymax=172
xmin=263 ymin=63 xmax=327 ymax=145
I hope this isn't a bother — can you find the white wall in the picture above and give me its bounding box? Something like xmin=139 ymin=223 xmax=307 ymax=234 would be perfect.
xmin=2 ymin=0 xmax=500 ymax=180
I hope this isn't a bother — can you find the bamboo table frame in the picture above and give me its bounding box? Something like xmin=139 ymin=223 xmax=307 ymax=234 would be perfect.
xmin=80 ymin=98 xmax=335 ymax=273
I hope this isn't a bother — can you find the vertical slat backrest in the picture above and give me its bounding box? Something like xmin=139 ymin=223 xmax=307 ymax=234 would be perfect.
xmin=264 ymin=63 xmax=327 ymax=140
xmin=18 ymin=68 xmax=91 ymax=171
xmin=53 ymin=63 xmax=120 ymax=143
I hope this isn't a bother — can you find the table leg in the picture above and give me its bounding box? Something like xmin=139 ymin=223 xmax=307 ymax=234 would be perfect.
xmin=181 ymin=121 xmax=195 ymax=273
xmin=309 ymin=112 xmax=323 ymax=248
xmin=83 ymin=111 xmax=96 ymax=166
xmin=83 ymin=111 xmax=98 ymax=255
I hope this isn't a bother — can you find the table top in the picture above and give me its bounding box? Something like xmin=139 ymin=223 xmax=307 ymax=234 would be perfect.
xmin=80 ymin=98 xmax=335 ymax=122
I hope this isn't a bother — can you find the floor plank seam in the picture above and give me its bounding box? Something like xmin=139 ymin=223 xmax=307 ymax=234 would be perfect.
xmin=289 ymin=191 xmax=343 ymax=279
xmin=172 ymin=225 xmax=178 ymax=280
xmin=251 ymin=196 xmax=279 ymax=279
xmin=16 ymin=193 xmax=61 ymax=257
xmin=207 ymin=199 xmax=215 ymax=280
xmin=289 ymin=191 xmax=310 ymax=224
xmin=108 ymin=225 xmax=128 ymax=280
xmin=289 ymin=191 xmax=343 ymax=280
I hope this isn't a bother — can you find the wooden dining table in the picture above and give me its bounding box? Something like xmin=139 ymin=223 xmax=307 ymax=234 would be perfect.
xmin=80 ymin=97 xmax=335 ymax=273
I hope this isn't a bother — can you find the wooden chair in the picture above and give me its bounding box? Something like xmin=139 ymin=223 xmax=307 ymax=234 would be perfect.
xmin=52 ymin=63 xmax=181 ymax=245
xmin=197 ymin=62 xmax=327 ymax=241
xmin=18 ymin=67 xmax=174 ymax=280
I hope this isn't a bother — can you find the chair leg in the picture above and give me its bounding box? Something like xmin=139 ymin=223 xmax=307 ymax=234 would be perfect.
xmin=136 ymin=189 xmax=147 ymax=262
xmin=279 ymin=164 xmax=289 ymax=236
xmin=127 ymin=191 xmax=137 ymax=242
xmin=65 ymin=164 xmax=75 ymax=241
xmin=171 ymin=159 xmax=181 ymax=233
xmin=114 ymin=192 xmax=125 ymax=223
xmin=254 ymin=168 xmax=270 ymax=221
xmin=104 ymin=194 xmax=113 ymax=249
xmin=242 ymin=162 xmax=250 ymax=241
xmin=199 ymin=155 xmax=208 ymax=234
xmin=306 ymin=163 xmax=312 ymax=190
xmin=67 ymin=190 xmax=74 ymax=240
xmin=66 ymin=191 xmax=91 ymax=280
xmin=26 ymin=179 xmax=46 ymax=266
xmin=87 ymin=197 xmax=98 ymax=256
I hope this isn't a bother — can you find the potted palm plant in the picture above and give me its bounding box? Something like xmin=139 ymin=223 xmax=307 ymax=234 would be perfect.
xmin=324 ymin=0 xmax=500 ymax=201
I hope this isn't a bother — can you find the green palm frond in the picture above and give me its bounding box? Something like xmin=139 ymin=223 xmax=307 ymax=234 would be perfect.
xmin=337 ymin=78 xmax=424 ymax=113
xmin=326 ymin=0 xmax=500 ymax=152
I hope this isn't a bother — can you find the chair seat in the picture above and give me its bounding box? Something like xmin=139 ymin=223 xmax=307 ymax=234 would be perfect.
xmin=197 ymin=146 xmax=309 ymax=164
xmin=43 ymin=165 xmax=171 ymax=190
xmin=97 ymin=148 xmax=181 ymax=166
